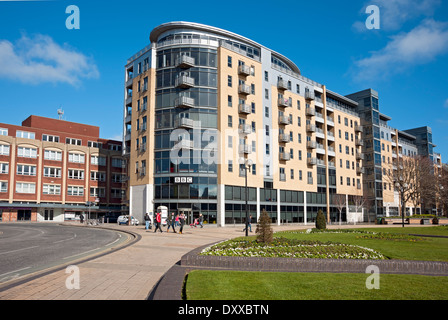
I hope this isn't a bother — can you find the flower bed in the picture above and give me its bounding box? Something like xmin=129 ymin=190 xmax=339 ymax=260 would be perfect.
xmin=200 ymin=237 xmax=386 ymax=260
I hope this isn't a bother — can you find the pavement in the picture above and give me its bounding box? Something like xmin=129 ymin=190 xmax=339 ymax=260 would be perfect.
xmin=0 ymin=222 xmax=443 ymax=300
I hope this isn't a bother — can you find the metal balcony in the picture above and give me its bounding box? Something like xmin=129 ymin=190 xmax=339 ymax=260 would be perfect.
xmin=307 ymin=140 xmax=317 ymax=149
xmin=279 ymin=173 xmax=286 ymax=181
xmin=176 ymin=55 xmax=195 ymax=68
xmin=306 ymin=124 xmax=316 ymax=132
xmin=356 ymin=138 xmax=364 ymax=146
xmin=238 ymin=84 xmax=251 ymax=95
xmin=239 ymin=144 xmax=251 ymax=154
xmin=278 ymin=97 xmax=292 ymax=108
xmin=356 ymin=152 xmax=364 ymax=160
xmin=279 ymin=133 xmax=290 ymax=143
xmin=238 ymin=65 xmax=251 ymax=76
xmin=238 ymin=103 xmax=251 ymax=114
xmin=355 ymin=125 xmax=363 ymax=133
xmin=238 ymin=124 xmax=252 ymax=135
xmin=307 ymin=157 xmax=317 ymax=166
xmin=279 ymin=152 xmax=291 ymax=161
xmin=175 ymin=75 xmax=195 ymax=88
xmin=277 ymin=79 xmax=288 ymax=91
xmin=278 ymin=115 xmax=290 ymax=125
xmin=356 ymin=167 xmax=365 ymax=175
xmin=305 ymin=90 xmax=315 ymax=100
xmin=177 ymin=139 xmax=194 ymax=149
xmin=174 ymin=117 xmax=194 ymax=129
xmin=306 ymin=107 xmax=315 ymax=116
xmin=175 ymin=96 xmax=195 ymax=108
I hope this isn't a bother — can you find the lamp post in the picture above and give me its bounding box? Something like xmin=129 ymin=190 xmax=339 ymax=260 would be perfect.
xmin=240 ymin=158 xmax=252 ymax=237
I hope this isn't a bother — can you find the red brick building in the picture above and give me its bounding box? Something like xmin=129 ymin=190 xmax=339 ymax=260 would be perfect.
xmin=0 ymin=115 xmax=127 ymax=222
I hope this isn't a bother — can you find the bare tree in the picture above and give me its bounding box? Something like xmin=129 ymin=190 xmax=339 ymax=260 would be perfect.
xmin=351 ymin=195 xmax=366 ymax=224
xmin=333 ymin=194 xmax=346 ymax=225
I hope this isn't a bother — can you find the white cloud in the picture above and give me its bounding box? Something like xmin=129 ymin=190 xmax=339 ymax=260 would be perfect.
xmin=351 ymin=19 xmax=448 ymax=82
xmin=0 ymin=34 xmax=99 ymax=86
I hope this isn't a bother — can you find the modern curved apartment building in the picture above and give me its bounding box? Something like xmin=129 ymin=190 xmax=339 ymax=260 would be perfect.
xmin=123 ymin=22 xmax=442 ymax=225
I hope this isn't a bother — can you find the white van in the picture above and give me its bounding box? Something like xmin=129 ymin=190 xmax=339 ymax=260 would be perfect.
xmin=156 ymin=206 xmax=168 ymax=226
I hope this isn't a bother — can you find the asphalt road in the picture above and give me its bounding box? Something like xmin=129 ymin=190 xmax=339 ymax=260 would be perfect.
xmin=0 ymin=223 xmax=127 ymax=284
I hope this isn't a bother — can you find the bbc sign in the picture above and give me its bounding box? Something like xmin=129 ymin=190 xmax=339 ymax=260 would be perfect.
xmin=174 ymin=177 xmax=193 ymax=184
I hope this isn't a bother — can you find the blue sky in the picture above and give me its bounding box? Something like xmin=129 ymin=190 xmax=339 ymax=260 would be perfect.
xmin=0 ymin=0 xmax=447 ymax=161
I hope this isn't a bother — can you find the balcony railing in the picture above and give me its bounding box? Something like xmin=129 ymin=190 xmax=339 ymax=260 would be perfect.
xmin=177 ymin=139 xmax=194 ymax=149
xmin=279 ymin=152 xmax=291 ymax=161
xmin=174 ymin=117 xmax=194 ymax=129
xmin=238 ymin=124 xmax=252 ymax=135
xmin=279 ymin=173 xmax=286 ymax=181
xmin=306 ymin=124 xmax=316 ymax=132
xmin=175 ymin=75 xmax=195 ymax=88
xmin=238 ymin=103 xmax=251 ymax=114
xmin=239 ymin=144 xmax=251 ymax=154
xmin=307 ymin=157 xmax=317 ymax=166
xmin=307 ymin=140 xmax=317 ymax=149
xmin=175 ymin=96 xmax=195 ymax=108
xmin=238 ymin=84 xmax=251 ymax=95
xmin=278 ymin=115 xmax=290 ymax=125
xmin=238 ymin=65 xmax=251 ymax=76
xmin=306 ymin=107 xmax=315 ymax=116
xmin=278 ymin=97 xmax=292 ymax=108
xmin=356 ymin=167 xmax=365 ymax=174
xmin=356 ymin=138 xmax=364 ymax=146
xmin=355 ymin=125 xmax=363 ymax=133
xmin=176 ymin=55 xmax=195 ymax=68
xmin=305 ymin=90 xmax=315 ymax=100
xmin=279 ymin=133 xmax=290 ymax=143
xmin=277 ymin=79 xmax=288 ymax=91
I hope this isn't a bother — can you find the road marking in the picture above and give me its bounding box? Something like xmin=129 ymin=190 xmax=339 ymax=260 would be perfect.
xmin=62 ymin=247 xmax=102 ymax=260
xmin=53 ymin=233 xmax=77 ymax=244
xmin=0 ymin=266 xmax=31 ymax=278
xmin=0 ymin=246 xmax=39 ymax=255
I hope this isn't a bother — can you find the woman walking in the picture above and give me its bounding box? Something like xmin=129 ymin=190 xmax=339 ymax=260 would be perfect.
xmin=179 ymin=213 xmax=186 ymax=234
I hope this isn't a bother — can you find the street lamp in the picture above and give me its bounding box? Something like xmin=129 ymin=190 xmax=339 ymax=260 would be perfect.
xmin=239 ymin=157 xmax=252 ymax=237
xmin=395 ymin=182 xmax=408 ymax=227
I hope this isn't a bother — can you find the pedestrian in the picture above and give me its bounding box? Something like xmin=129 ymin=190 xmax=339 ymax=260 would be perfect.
xmin=154 ymin=211 xmax=163 ymax=233
xmin=144 ymin=212 xmax=151 ymax=231
xmin=179 ymin=213 xmax=185 ymax=234
xmin=80 ymin=213 xmax=84 ymax=224
xmin=167 ymin=212 xmax=176 ymax=233
xmin=175 ymin=214 xmax=180 ymax=227
xmin=198 ymin=213 xmax=204 ymax=228
xmin=243 ymin=214 xmax=253 ymax=232
xmin=190 ymin=218 xmax=198 ymax=228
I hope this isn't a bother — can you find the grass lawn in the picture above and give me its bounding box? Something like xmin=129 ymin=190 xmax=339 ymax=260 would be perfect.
xmin=185 ymin=270 xmax=448 ymax=300
xmin=274 ymin=226 xmax=448 ymax=261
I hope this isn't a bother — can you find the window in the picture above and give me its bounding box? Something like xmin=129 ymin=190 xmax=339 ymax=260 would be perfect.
xmin=44 ymin=150 xmax=62 ymax=161
xmin=265 ymin=89 xmax=269 ymax=99
xmin=90 ymin=187 xmax=105 ymax=198
xmin=16 ymin=182 xmax=35 ymax=194
xmin=111 ymin=188 xmax=124 ymax=198
xmin=44 ymin=167 xmax=61 ymax=178
xmin=16 ymin=131 xmax=35 ymax=139
xmin=66 ymin=138 xmax=82 ymax=146
xmin=0 ymin=163 xmax=9 ymax=174
xmin=43 ymin=184 xmax=61 ymax=195
xmin=68 ymin=153 xmax=85 ymax=163
xmin=228 ymin=136 xmax=232 ymax=148
xmin=228 ymin=115 xmax=232 ymax=127
xmin=111 ymin=158 xmax=123 ymax=168
xmin=0 ymin=128 xmax=8 ymax=136
xmin=18 ymin=147 xmax=37 ymax=158
xmin=264 ymin=71 xmax=269 ymax=81
xmin=296 ymin=84 xmax=300 ymax=94
xmin=227 ymin=56 xmax=232 ymax=67
xmin=0 ymin=181 xmax=7 ymax=192
xmin=228 ymin=160 xmax=233 ymax=172
xmin=91 ymin=171 xmax=106 ymax=182
xmin=227 ymin=75 xmax=232 ymax=87
xmin=265 ymin=107 xmax=269 ymax=117
xmin=16 ymin=164 xmax=37 ymax=177
xmin=42 ymin=134 xmax=59 ymax=143
xmin=88 ymin=141 xmax=103 ymax=148
xmin=290 ymin=169 xmax=294 ymax=179
xmin=91 ymin=155 xmax=106 ymax=166
xmin=228 ymin=95 xmax=232 ymax=107
xmin=0 ymin=144 xmax=10 ymax=156
xmin=68 ymin=169 xmax=84 ymax=180
xmin=68 ymin=186 xmax=84 ymax=196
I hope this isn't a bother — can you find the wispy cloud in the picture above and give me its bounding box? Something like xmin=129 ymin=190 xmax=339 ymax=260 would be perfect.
xmin=351 ymin=19 xmax=448 ymax=82
xmin=0 ymin=33 xmax=99 ymax=86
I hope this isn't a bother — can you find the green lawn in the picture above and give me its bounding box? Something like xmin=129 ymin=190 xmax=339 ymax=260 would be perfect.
xmin=184 ymin=226 xmax=448 ymax=300
xmin=185 ymin=270 xmax=448 ymax=300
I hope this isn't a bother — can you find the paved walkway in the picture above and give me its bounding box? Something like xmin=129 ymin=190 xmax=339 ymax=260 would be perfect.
xmin=0 ymin=223 xmax=443 ymax=300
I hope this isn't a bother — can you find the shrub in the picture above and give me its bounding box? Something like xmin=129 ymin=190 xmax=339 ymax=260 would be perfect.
xmin=315 ymin=209 xmax=326 ymax=230
xmin=256 ymin=209 xmax=273 ymax=244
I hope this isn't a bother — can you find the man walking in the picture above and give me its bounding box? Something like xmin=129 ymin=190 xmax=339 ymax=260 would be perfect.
xmin=167 ymin=212 xmax=176 ymax=233
xmin=144 ymin=213 xmax=151 ymax=231
xmin=154 ymin=211 xmax=163 ymax=233
xmin=243 ymin=214 xmax=253 ymax=233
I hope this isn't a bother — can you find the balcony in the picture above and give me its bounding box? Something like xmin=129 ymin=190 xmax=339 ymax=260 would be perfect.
xmin=356 ymin=167 xmax=365 ymax=175
xmin=238 ymin=64 xmax=251 ymax=76
xmin=306 ymin=124 xmax=316 ymax=132
xmin=174 ymin=117 xmax=194 ymax=129
xmin=306 ymin=107 xmax=315 ymax=116
xmin=177 ymin=139 xmax=194 ymax=149
xmin=356 ymin=152 xmax=364 ymax=160
xmin=307 ymin=157 xmax=317 ymax=166
xmin=355 ymin=125 xmax=363 ymax=133
xmin=176 ymin=55 xmax=195 ymax=68
xmin=355 ymin=138 xmax=364 ymax=146
xmin=279 ymin=133 xmax=290 ymax=143
xmin=279 ymin=152 xmax=291 ymax=161
xmin=279 ymin=173 xmax=286 ymax=181
xmin=278 ymin=97 xmax=292 ymax=108
xmin=175 ymin=96 xmax=195 ymax=108
xmin=238 ymin=84 xmax=251 ymax=95
xmin=238 ymin=124 xmax=252 ymax=135
xmin=175 ymin=75 xmax=195 ymax=88
xmin=278 ymin=115 xmax=290 ymax=125
xmin=238 ymin=103 xmax=251 ymax=114
xmin=305 ymin=90 xmax=315 ymax=100
xmin=239 ymin=144 xmax=251 ymax=154
xmin=307 ymin=140 xmax=317 ymax=149
xmin=277 ymin=79 xmax=288 ymax=91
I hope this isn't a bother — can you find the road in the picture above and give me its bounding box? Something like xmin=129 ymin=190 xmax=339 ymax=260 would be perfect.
xmin=0 ymin=223 xmax=127 ymax=284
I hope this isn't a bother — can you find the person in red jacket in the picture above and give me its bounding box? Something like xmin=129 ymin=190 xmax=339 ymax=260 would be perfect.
xmin=154 ymin=212 xmax=163 ymax=233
